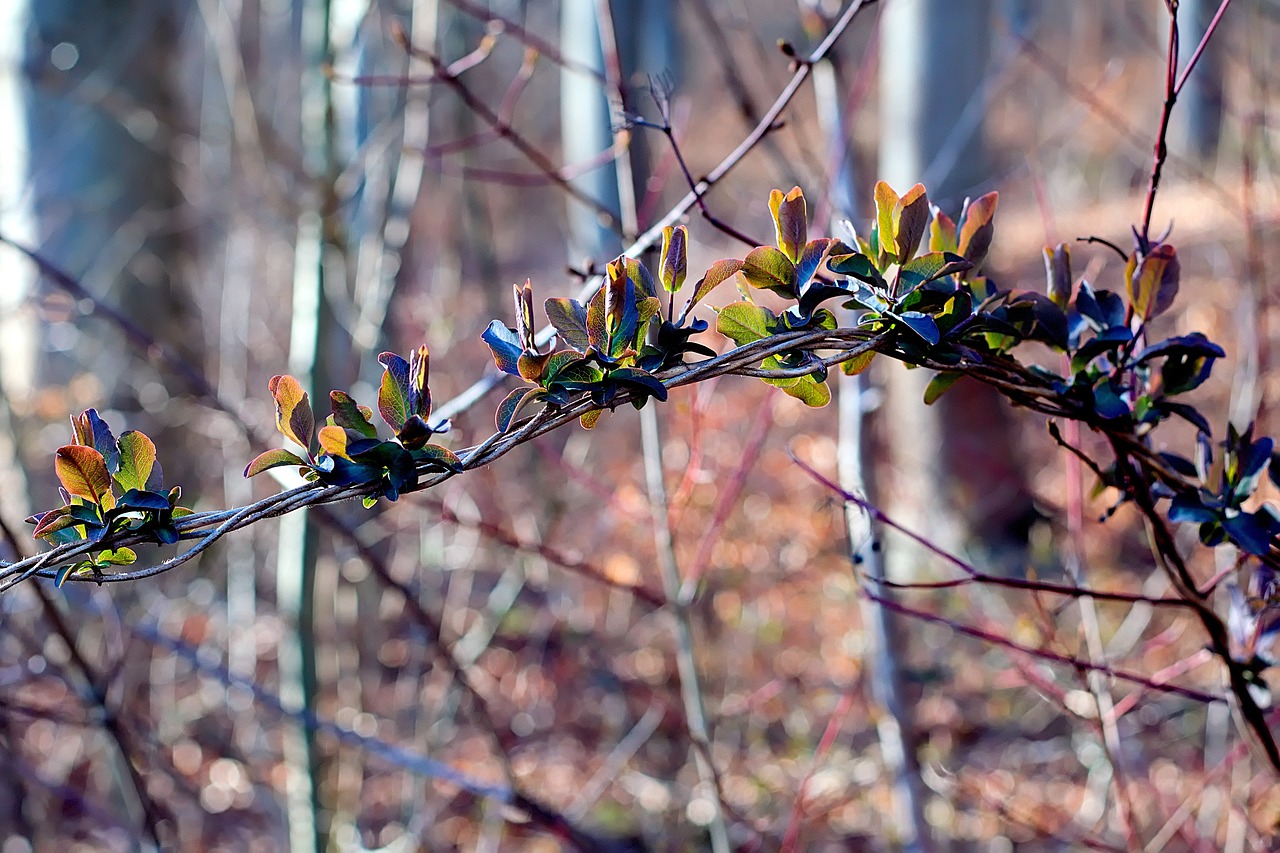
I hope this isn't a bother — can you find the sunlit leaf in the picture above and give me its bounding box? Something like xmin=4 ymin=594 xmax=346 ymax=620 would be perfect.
xmin=408 ymin=344 xmax=431 ymax=418
xmin=377 ymin=352 xmax=411 ymax=432
xmin=1126 ymin=243 xmax=1180 ymax=322
xmin=244 ymin=447 xmax=307 ymax=478
xmin=55 ymin=445 xmax=114 ymax=509
xmin=579 ymin=409 xmax=603 ymax=429
xmin=113 ymin=430 xmax=157 ymax=493
xmin=317 ymin=424 xmax=353 ymax=459
xmin=840 ymin=350 xmax=876 ymax=376
xmin=740 ymin=246 xmax=797 ymax=296
xmin=414 ymin=444 xmax=462 ymax=471
xmin=659 ymin=225 xmax=688 ymax=293
xmin=329 ymin=391 xmax=378 ymax=439
xmin=691 ymin=259 xmax=746 ymax=306
xmin=957 ymin=191 xmax=998 ymax=269
xmin=874 ymin=181 xmax=898 ymax=263
xmin=545 ymin=298 xmax=590 ymax=350
xmin=514 ymin=280 xmax=537 ymax=350
xmin=716 ymin=301 xmax=774 ymax=346
xmin=72 ymin=409 xmax=119 ymax=473
xmin=769 ymin=187 xmax=807 ymax=263
xmin=496 ymin=387 xmax=538 ymax=432
xmin=268 ymin=374 xmax=314 ymax=452
xmin=929 ymin=209 xmax=958 ymax=254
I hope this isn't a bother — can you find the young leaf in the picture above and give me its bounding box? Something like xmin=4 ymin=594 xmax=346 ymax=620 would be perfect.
xmin=874 ymin=181 xmax=899 ymax=263
xmin=1043 ymin=243 xmax=1072 ymax=308
xmin=55 ymin=445 xmax=115 ymax=509
xmin=691 ymin=259 xmax=746 ymax=306
xmin=769 ymin=187 xmax=807 ymax=263
xmin=894 ymin=183 xmax=930 ymax=265
xmin=957 ymin=192 xmax=998 ymax=270
xmin=659 ymin=225 xmax=688 ymax=293
xmin=329 ymin=391 xmax=378 ymax=439
xmin=113 ymin=430 xmax=157 ymax=493
xmin=377 ymin=352 xmax=411 ymax=432
xmin=513 ymin=280 xmax=538 ymax=351
xmin=408 ymin=344 xmax=431 ymax=418
xmin=1126 ymin=243 xmax=1180 ymax=322
xmin=269 ymin=374 xmax=314 ymax=452
xmin=482 ymin=320 xmax=524 ymax=374
xmin=244 ymin=448 xmax=307 ymax=478
xmin=929 ymin=208 xmax=958 ymax=254
xmin=317 ymin=425 xmax=354 ymax=460
xmin=496 ymin=387 xmax=538 ymax=432
xmin=545 ymin=298 xmax=591 ymax=350
xmin=740 ymin=246 xmax=797 ymax=297
xmin=72 ymin=409 xmax=119 ymax=473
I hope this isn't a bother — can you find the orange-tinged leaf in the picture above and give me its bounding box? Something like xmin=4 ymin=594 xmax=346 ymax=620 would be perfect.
xmin=929 ymin=210 xmax=958 ymax=254
xmin=317 ymin=425 xmax=352 ymax=459
xmin=55 ymin=445 xmax=114 ymax=508
xmin=957 ymin=192 xmax=998 ymax=269
xmin=691 ymin=259 xmax=745 ymax=306
xmin=769 ymin=187 xmax=807 ymax=263
xmin=1127 ymin=243 xmax=1180 ymax=321
xmin=841 ymin=350 xmax=876 ymax=376
xmin=269 ymin=375 xmax=314 ymax=451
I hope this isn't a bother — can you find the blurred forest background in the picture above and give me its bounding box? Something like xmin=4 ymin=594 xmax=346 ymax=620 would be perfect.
xmin=1 ymin=0 xmax=1278 ymax=850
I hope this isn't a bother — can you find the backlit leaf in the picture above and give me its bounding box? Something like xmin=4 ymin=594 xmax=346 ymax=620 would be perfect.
xmin=716 ymin=301 xmax=774 ymax=346
xmin=1043 ymin=243 xmax=1072 ymax=308
xmin=377 ymin=352 xmax=411 ymax=432
xmin=496 ymin=387 xmax=538 ymax=432
xmin=841 ymin=350 xmax=877 ymax=376
xmin=770 ymin=187 xmax=807 ymax=263
xmin=957 ymin=192 xmax=998 ymax=269
xmin=269 ymin=374 xmax=314 ymax=452
xmin=691 ymin=259 xmax=746 ymax=306
xmin=740 ymin=246 xmax=797 ymax=297
xmin=244 ymin=448 xmax=307 ymax=478
xmin=329 ymin=391 xmax=378 ymax=438
xmin=545 ymin=298 xmax=590 ymax=350
xmin=113 ymin=430 xmax=157 ymax=493
xmin=1126 ymin=243 xmax=1180 ymax=322
xmin=659 ymin=225 xmax=688 ymax=293
xmin=482 ymin=321 xmax=524 ymax=375
xmin=874 ymin=181 xmax=898 ymax=263
xmin=55 ymin=445 xmax=114 ymax=509
xmin=317 ymin=425 xmax=353 ymax=459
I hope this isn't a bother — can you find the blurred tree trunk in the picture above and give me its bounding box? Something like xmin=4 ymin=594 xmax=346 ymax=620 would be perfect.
xmin=21 ymin=0 xmax=202 ymax=498
xmin=877 ymin=0 xmax=1036 ymax=581
xmin=1173 ymin=0 xmax=1225 ymax=164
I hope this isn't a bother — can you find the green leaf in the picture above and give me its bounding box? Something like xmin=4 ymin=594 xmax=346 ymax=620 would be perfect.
xmin=830 ymin=252 xmax=886 ymax=288
xmin=923 ymin=371 xmax=964 ymax=404
xmin=874 ymin=181 xmax=898 ymax=264
xmin=55 ymin=562 xmax=92 ymax=588
xmin=764 ymin=369 xmax=831 ymax=407
xmin=496 ymin=387 xmax=537 ymax=431
xmin=377 ymin=352 xmax=411 ymax=433
xmin=691 ymin=259 xmax=746 ymax=306
xmin=659 ymin=225 xmax=688 ymax=293
xmin=545 ymin=298 xmax=590 ymax=350
xmin=113 ymin=430 xmax=157 ymax=493
xmin=414 ymin=444 xmax=463 ymax=471
xmin=329 ymin=391 xmax=378 ymax=438
xmin=769 ymin=187 xmax=808 ymax=263
xmin=897 ymin=252 xmax=971 ymax=291
xmin=957 ymin=191 xmax=998 ymax=270
xmin=55 ymin=445 xmax=114 ymax=509
xmin=841 ymin=350 xmax=876 ymax=376
xmin=579 ymin=409 xmax=603 ymax=429
xmin=716 ymin=301 xmax=775 ymax=346
xmin=269 ymin=374 xmax=314 ymax=452
xmin=740 ymin=246 xmax=797 ymax=297
xmin=94 ymin=547 xmax=137 ymax=567
xmin=1126 ymin=243 xmax=1180 ymax=322
xmin=619 ymin=256 xmax=658 ymax=300
xmin=894 ymin=183 xmax=930 ymax=265
xmin=244 ymin=448 xmax=307 ymax=478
